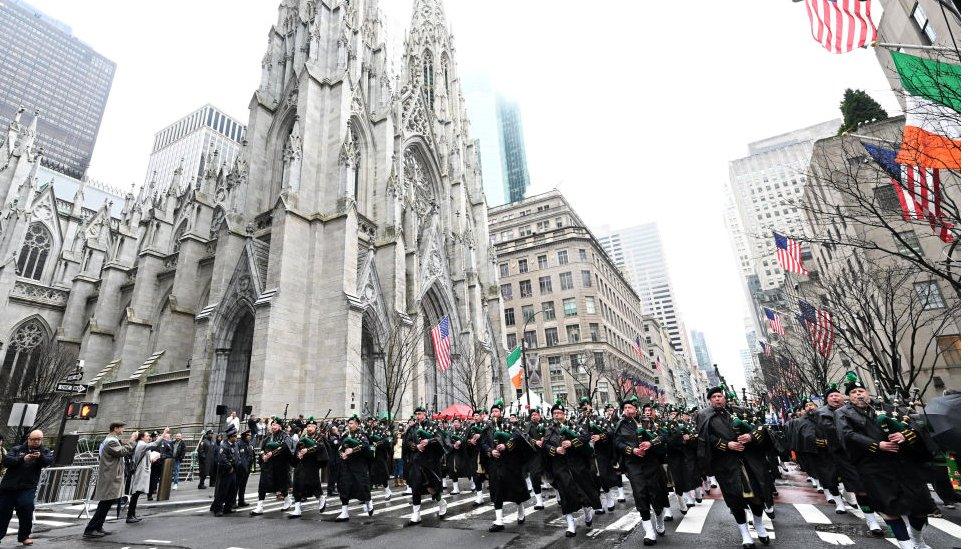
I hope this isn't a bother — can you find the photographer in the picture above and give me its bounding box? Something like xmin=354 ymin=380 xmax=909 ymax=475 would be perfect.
xmin=0 ymin=430 xmax=54 ymax=546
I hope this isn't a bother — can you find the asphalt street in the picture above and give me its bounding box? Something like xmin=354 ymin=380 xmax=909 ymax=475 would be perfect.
xmin=8 ymin=468 xmax=961 ymax=548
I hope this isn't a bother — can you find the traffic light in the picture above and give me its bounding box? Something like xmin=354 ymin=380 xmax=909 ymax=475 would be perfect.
xmin=65 ymin=401 xmax=80 ymax=419
xmin=78 ymin=402 xmax=98 ymax=420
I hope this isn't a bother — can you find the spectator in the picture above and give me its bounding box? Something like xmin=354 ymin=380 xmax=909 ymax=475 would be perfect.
xmin=392 ymin=431 xmax=404 ymax=487
xmin=247 ymin=415 xmax=258 ymax=440
xmin=127 ymin=431 xmax=162 ymax=523
xmin=196 ymin=430 xmax=213 ymax=489
xmin=0 ymin=429 xmax=53 ymax=546
xmin=84 ymin=423 xmax=138 ymax=538
xmin=148 ymin=429 xmax=172 ymax=500
xmin=171 ymin=433 xmax=186 ymax=490
xmin=226 ymin=411 xmax=241 ymax=434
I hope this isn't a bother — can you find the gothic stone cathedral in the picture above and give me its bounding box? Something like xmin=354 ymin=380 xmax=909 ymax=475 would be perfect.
xmin=0 ymin=0 xmax=504 ymax=432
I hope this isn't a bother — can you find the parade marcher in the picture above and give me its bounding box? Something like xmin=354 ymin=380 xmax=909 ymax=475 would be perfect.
xmin=403 ymin=408 xmax=448 ymax=525
xmin=196 ymin=430 xmax=213 ymax=489
xmin=0 ymin=430 xmax=53 ymax=546
xmin=590 ymin=406 xmax=622 ymax=514
xmin=617 ymin=399 xmax=670 ymax=544
xmin=642 ymin=403 xmax=675 ymax=521
xmin=523 ymin=407 xmax=548 ymax=510
xmin=236 ymin=431 xmax=255 ymax=508
xmin=445 ymin=418 xmax=470 ymax=496
xmin=466 ymin=410 xmax=490 ymax=505
xmin=335 ymin=415 xmax=375 ymax=521
xmin=250 ymin=417 xmax=292 ymax=515
xmin=835 ymin=373 xmax=936 ymax=549
xmin=698 ymin=386 xmax=771 ymax=548
xmin=543 ymin=400 xmax=601 ymax=538
xmin=84 ymin=423 xmax=138 ymax=538
xmin=483 ymin=400 xmax=532 ymax=532
xmin=289 ymin=419 xmax=324 ymax=518
xmin=369 ymin=420 xmax=394 ymax=500
xmin=814 ymin=384 xmax=885 ymax=535
xmin=211 ymin=425 xmax=242 ymax=516
xmin=665 ymin=409 xmax=700 ymax=513
xmin=326 ymin=423 xmax=342 ymax=497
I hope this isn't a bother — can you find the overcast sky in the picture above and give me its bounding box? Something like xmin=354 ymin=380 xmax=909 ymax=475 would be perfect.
xmin=29 ymin=0 xmax=900 ymax=389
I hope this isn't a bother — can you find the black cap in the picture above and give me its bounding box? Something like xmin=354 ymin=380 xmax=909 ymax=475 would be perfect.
xmin=621 ymin=396 xmax=639 ymax=409
xmin=824 ymin=383 xmax=842 ymax=398
xmin=706 ymin=386 xmax=724 ymax=399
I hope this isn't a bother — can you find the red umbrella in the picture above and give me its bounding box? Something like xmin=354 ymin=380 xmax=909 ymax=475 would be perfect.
xmin=433 ymin=403 xmax=473 ymax=420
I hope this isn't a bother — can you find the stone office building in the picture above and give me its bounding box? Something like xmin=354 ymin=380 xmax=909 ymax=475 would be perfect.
xmin=488 ymin=190 xmax=654 ymax=408
xmin=0 ymin=0 xmax=503 ymax=432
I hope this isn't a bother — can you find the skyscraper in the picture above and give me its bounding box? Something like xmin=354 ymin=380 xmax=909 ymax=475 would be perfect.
xmin=462 ymin=75 xmax=531 ymax=206
xmin=690 ymin=330 xmax=720 ymax=386
xmin=143 ymin=105 xmax=246 ymax=195
xmin=0 ymin=0 xmax=115 ymax=178
xmin=598 ymin=223 xmax=690 ymax=355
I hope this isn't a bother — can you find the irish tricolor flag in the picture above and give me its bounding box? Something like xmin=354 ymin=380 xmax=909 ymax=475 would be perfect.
xmin=890 ymin=50 xmax=961 ymax=170
xmin=506 ymin=346 xmax=524 ymax=388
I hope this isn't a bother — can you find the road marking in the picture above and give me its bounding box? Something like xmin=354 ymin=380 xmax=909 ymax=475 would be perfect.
xmin=448 ymin=500 xmax=514 ymax=521
xmin=397 ymin=496 xmax=478 ymax=518
xmin=793 ymin=503 xmax=831 ymax=524
xmin=928 ymin=517 xmax=961 ymax=538
xmin=144 ymin=541 xmax=172 ymax=544
xmin=10 ymin=518 xmax=74 ymax=527
xmin=501 ymin=498 xmax=558 ymax=523
xmin=33 ymin=512 xmax=79 ymax=518
xmin=675 ymin=498 xmax=714 ymax=534
xmin=587 ymin=528 xmax=604 ymax=538
xmin=886 ymin=539 xmax=899 ymax=546
xmin=817 ymin=532 xmax=855 ymax=545
xmin=604 ymin=510 xmax=641 ymax=531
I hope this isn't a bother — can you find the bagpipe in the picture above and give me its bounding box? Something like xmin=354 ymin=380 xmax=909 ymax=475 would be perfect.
xmin=488 ymin=419 xmax=535 ymax=461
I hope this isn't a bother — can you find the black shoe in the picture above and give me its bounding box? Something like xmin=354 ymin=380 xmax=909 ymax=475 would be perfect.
xmin=758 ymin=536 xmax=770 ymax=546
xmin=696 ymin=498 xmax=702 ymax=503
xmin=766 ymin=511 xmax=776 ymax=520
xmin=534 ymin=505 xmax=544 ymax=510
xmin=406 ymin=519 xmax=421 ymax=527
xmin=565 ymin=530 xmax=576 ymax=538
xmin=82 ymin=531 xmax=105 ymax=539
xmin=585 ymin=519 xmax=592 ymax=527
xmin=869 ymin=527 xmax=885 ymax=537
xmin=334 ymin=516 xmax=349 ymax=522
xmin=198 ymin=485 xmax=205 ymax=489
xmin=488 ymin=523 xmax=505 ymax=532
xmin=517 ymin=517 xmax=525 ymax=525
xmin=644 ymin=537 xmax=657 ymax=546
xmin=596 ymin=509 xmax=606 ymax=515
xmin=238 ymin=501 xmax=246 ymax=507
xmin=125 ymin=517 xmax=141 ymax=524
xmin=213 ymin=511 xmax=223 ymax=517
xmin=743 ymin=544 xmax=755 ymax=549
xmin=146 ymin=495 xmax=154 ymax=501
xmin=664 ymin=515 xmax=674 ymax=522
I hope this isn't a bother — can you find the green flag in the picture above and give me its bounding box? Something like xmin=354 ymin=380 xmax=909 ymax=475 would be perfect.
xmin=890 ymin=50 xmax=961 ymax=113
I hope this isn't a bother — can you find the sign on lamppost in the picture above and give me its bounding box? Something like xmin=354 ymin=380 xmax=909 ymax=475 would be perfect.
xmin=527 ymin=355 xmax=542 ymax=389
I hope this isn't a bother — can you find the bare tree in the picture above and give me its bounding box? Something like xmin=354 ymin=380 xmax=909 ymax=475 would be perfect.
xmin=0 ymin=340 xmax=79 ymax=442
xmin=561 ymin=348 xmax=603 ymax=406
xmin=447 ymin=339 xmax=492 ymax=410
xmin=362 ymin=318 xmax=426 ymax=422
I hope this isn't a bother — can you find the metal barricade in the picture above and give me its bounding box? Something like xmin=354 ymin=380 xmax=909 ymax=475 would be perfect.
xmin=34 ymin=465 xmax=97 ymax=505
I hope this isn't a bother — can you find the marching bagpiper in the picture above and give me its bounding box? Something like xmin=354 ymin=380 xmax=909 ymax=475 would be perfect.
xmin=288 ymin=419 xmax=324 ymax=518
xmin=403 ymin=408 xmax=448 ymax=525
xmin=542 ymin=400 xmax=602 ymax=538
xmin=483 ymin=399 xmax=533 ymax=532
xmin=523 ymin=407 xmax=548 ymax=510
xmin=335 ymin=415 xmax=374 ymax=521
xmin=616 ymin=397 xmax=670 ymax=545
xmin=250 ymin=417 xmax=293 ymax=515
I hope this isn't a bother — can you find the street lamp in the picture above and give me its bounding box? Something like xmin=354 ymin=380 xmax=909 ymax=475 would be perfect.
xmin=517 ymin=308 xmax=541 ymax=415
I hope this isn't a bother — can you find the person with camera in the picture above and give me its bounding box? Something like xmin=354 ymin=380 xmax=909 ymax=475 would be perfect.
xmin=0 ymin=430 xmax=53 ymax=546
xmin=126 ymin=429 xmax=166 ymax=523
xmin=84 ymin=422 xmax=138 ymax=538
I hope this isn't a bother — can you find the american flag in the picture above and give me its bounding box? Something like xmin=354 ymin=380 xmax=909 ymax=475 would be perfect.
xmin=431 ymin=316 xmax=452 ymax=372
xmin=773 ymin=231 xmax=809 ymax=275
xmin=764 ymin=308 xmax=786 ymax=336
xmin=630 ymin=335 xmax=647 ymax=359
xmin=798 ymin=300 xmax=835 ymax=357
xmin=862 ymin=142 xmax=954 ymax=243
xmin=799 ymin=0 xmax=877 ymax=54
xmin=760 ymin=341 xmax=774 ymax=358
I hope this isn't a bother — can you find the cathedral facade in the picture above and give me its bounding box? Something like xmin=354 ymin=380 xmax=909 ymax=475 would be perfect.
xmin=0 ymin=0 xmax=504 ymax=432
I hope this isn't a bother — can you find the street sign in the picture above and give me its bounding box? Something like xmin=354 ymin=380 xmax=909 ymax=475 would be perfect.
xmin=62 ymin=371 xmax=84 ymax=383
xmin=6 ymin=403 xmax=38 ymax=428
xmin=527 ymin=355 xmax=542 ymax=388
xmin=56 ymin=383 xmax=88 ymax=393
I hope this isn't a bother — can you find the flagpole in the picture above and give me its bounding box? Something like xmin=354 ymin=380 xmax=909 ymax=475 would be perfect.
xmin=873 ymin=42 xmax=959 ymax=54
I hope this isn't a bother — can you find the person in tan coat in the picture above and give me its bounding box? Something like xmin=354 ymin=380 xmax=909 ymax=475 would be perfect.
xmin=84 ymin=422 xmax=137 ymax=538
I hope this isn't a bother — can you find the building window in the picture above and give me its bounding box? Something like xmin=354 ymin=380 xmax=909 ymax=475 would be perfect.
xmin=555 ymin=217 xmax=564 ymax=228
xmin=873 ymin=185 xmax=901 ymax=212
xmin=566 ymin=324 xmax=581 ymax=343
xmin=522 ymin=304 xmax=535 ymax=324
xmin=557 ymin=250 xmax=568 ymax=265
xmin=578 ymin=249 xmax=588 ymax=261
xmin=16 ymin=223 xmax=52 ymax=281
xmin=539 ymin=276 xmax=553 ymax=295
xmin=542 ymin=301 xmax=556 ymax=321
xmin=585 ymin=296 xmax=596 ymax=314
xmin=518 ymin=258 xmax=529 ymax=273
xmin=537 ymin=254 xmax=548 ymax=269
xmin=499 ymin=263 xmax=509 ymax=277
xmin=915 ymin=281 xmax=945 ymax=310
xmin=563 ymin=298 xmax=577 ymax=317
xmin=500 ymin=284 xmax=512 ymax=300
xmin=559 ymin=272 xmax=574 ymax=290
xmin=519 ymin=280 xmax=533 ymax=298
xmin=911 ymin=2 xmax=938 ymax=44
xmin=1 ymin=319 xmax=48 ymax=391
xmin=506 ymin=333 xmax=517 ymax=350
xmin=589 ymin=323 xmax=600 ymax=342
xmin=548 ymin=356 xmax=563 ymax=379
xmin=545 ymin=327 xmax=559 ymax=346
xmin=581 ymin=270 xmax=592 ymax=288
xmin=524 ymin=330 xmax=538 ymax=349
xmin=422 ymin=49 xmax=435 ymax=107
xmin=504 ymin=308 xmax=515 ymax=327
xmin=896 ymin=231 xmax=923 ymax=255
xmin=937 ymin=334 xmax=961 ymax=368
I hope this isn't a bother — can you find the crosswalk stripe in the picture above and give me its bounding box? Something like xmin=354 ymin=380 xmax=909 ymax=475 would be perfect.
xmin=33 ymin=512 xmax=79 ymax=518
xmin=793 ymin=503 xmax=831 ymax=524
xmin=604 ymin=510 xmax=641 ymax=531
xmin=885 ymin=538 xmax=900 ymax=546
xmin=500 ymin=498 xmax=558 ymax=524
xmin=817 ymin=532 xmax=855 ymax=545
xmin=396 ymin=496 xmax=478 ymax=518
xmin=928 ymin=517 xmax=961 ymax=538
xmin=9 ymin=518 xmax=74 ymax=527
xmin=448 ymin=500 xmax=512 ymax=521
xmin=675 ymin=498 xmax=713 ymax=534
